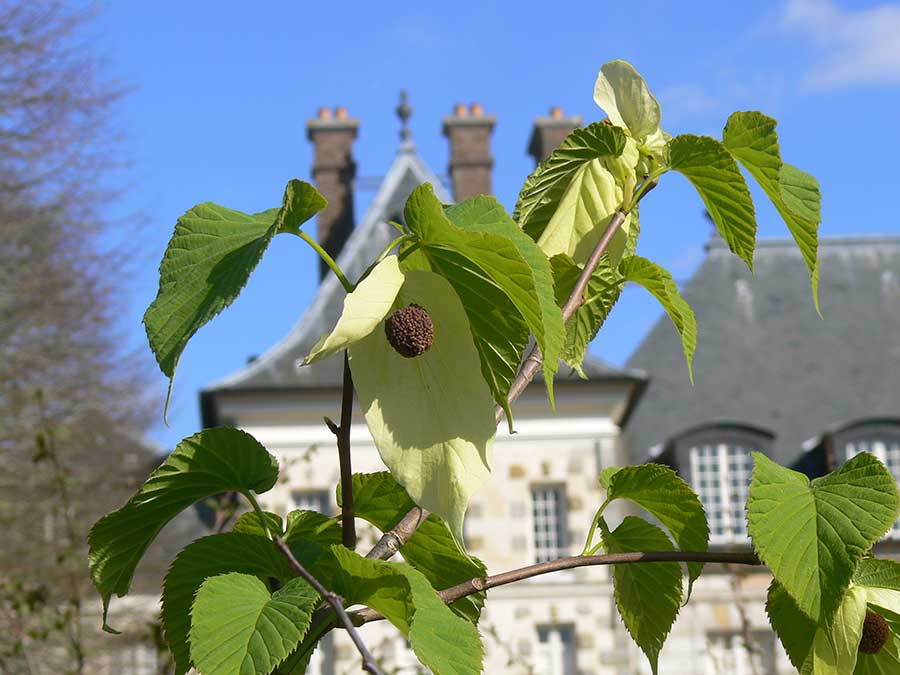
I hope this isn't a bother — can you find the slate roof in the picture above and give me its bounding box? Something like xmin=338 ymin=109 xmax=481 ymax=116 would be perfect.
xmin=205 ymin=138 xmax=643 ymax=397
xmin=623 ymin=235 xmax=900 ymax=468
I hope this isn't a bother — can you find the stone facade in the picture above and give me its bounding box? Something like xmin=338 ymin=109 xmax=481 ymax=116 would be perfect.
xmin=198 ymin=102 xmax=900 ymax=674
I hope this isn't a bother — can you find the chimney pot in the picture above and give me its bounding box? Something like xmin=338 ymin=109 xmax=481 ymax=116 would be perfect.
xmin=527 ymin=109 xmax=583 ymax=165
xmin=306 ymin=111 xmax=360 ymax=279
xmin=443 ymin=104 xmax=496 ymax=200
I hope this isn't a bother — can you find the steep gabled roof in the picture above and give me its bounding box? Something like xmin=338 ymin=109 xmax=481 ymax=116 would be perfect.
xmin=623 ymin=235 xmax=900 ymax=467
xmin=207 ymin=141 xmax=452 ymax=391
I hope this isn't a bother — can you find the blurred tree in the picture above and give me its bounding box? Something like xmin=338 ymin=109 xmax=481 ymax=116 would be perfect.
xmin=0 ymin=2 xmax=160 ymax=671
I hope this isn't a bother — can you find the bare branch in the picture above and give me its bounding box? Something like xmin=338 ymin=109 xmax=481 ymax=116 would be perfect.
xmin=274 ymin=537 xmax=384 ymax=675
xmin=349 ymin=549 xmax=762 ymax=625
xmin=336 ymin=353 xmax=357 ymax=549
xmin=495 ymin=209 xmax=628 ymax=425
xmin=366 ymin=507 xmax=429 ymax=560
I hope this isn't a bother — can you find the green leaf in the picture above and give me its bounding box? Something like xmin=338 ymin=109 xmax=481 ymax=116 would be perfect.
xmin=444 ymin=195 xmax=564 ymax=410
xmin=348 ymin=268 xmax=496 ymax=549
xmin=302 ymin=255 xmax=404 ymax=365
xmin=550 ymin=254 xmax=624 ymax=374
xmin=593 ymin=60 xmax=662 ymax=140
xmin=668 ymin=134 xmax=757 ymax=270
xmin=232 ymin=510 xmax=284 ymax=538
xmin=780 ymin=163 xmax=821 ymax=222
xmin=856 ymin=558 xmax=900 ymax=596
xmin=405 ymin=185 xmax=563 ymax=413
xmin=619 ymin=256 xmax=697 ymax=382
xmin=722 ymin=111 xmax=822 ymax=312
xmin=748 ymin=452 xmax=900 ymax=623
xmin=855 ymin=634 xmax=900 ymax=675
xmin=514 ymin=122 xmax=626 ymax=240
xmin=854 ymin=559 xmax=900 ymax=625
xmin=547 ymin=207 xmax=640 ymax=374
xmin=162 ymin=533 xmax=298 ymax=675
xmin=143 ymin=180 xmax=326 ymax=416
xmin=283 ymin=510 xmax=342 ymax=550
xmin=766 ymin=580 xmax=817 ymax=673
xmin=604 ymin=463 xmax=709 ymax=592
xmin=773 ymin=560 xmax=900 ymax=675
xmin=88 ymin=428 xmax=279 ymax=632
xmin=812 ymin=585 xmax=867 ymax=675
xmin=329 ymin=547 xmax=484 ymax=675
xmin=604 ymin=516 xmax=682 ymax=675
xmin=533 ymin=138 xmax=639 ymax=268
xmin=405 ymin=244 xmax=528 ymax=427
xmin=598 ymin=465 xmax=624 ymax=490
xmin=769 ymin=580 xmax=867 ymax=675
xmin=190 ymin=573 xmax=318 ymax=675
xmin=342 ymin=472 xmax=487 ymax=622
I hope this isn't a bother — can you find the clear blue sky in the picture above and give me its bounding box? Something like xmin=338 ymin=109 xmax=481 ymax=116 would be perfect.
xmin=90 ymin=0 xmax=900 ymax=450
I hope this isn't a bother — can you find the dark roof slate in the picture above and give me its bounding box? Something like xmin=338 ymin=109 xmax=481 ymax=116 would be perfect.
xmin=624 ymin=235 xmax=900 ymax=467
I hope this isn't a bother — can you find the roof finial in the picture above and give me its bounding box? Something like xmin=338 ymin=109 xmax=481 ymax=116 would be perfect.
xmin=396 ymin=90 xmax=412 ymax=142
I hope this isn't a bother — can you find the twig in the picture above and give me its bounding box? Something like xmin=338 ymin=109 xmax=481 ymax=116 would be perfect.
xmin=439 ymin=549 xmax=759 ymax=603
xmin=496 ymin=209 xmax=628 ymax=425
xmin=295 ymin=230 xmax=354 ymax=292
xmin=367 ymin=180 xmax=660 ymax=559
xmin=274 ymin=537 xmax=384 ymax=675
xmin=336 ymin=352 xmax=357 ymax=549
xmin=348 ymin=550 xmax=762 ymax=625
xmin=366 ymin=506 xmax=429 ymax=560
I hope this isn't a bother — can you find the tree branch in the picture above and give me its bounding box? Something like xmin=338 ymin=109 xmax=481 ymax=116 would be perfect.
xmin=366 ymin=506 xmax=429 ymax=560
xmin=367 ymin=180 xmax=660 ymax=560
xmin=274 ymin=537 xmax=384 ymax=675
xmin=335 ymin=352 xmax=356 ymax=549
xmin=349 ymin=549 xmax=762 ymax=625
xmin=495 ymin=209 xmax=628 ymax=425
xmin=438 ymin=549 xmax=760 ymax=604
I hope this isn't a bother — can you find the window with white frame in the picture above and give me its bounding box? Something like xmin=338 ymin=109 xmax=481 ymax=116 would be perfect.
xmin=843 ymin=422 xmax=900 ymax=533
xmin=531 ymin=485 xmax=567 ymax=563
xmin=536 ymin=625 xmax=576 ymax=675
xmin=688 ymin=431 xmax=765 ymax=544
xmin=291 ymin=489 xmax=331 ymax=515
xmin=705 ymin=631 xmax=775 ymax=675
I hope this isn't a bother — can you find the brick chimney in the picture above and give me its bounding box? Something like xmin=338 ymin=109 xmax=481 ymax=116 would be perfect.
xmin=442 ymin=102 xmax=495 ymax=200
xmin=527 ymin=106 xmax=583 ymax=165
xmin=306 ymin=106 xmax=359 ymax=279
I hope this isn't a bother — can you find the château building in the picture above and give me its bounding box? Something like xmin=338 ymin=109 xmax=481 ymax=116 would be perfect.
xmin=197 ymin=96 xmax=900 ymax=675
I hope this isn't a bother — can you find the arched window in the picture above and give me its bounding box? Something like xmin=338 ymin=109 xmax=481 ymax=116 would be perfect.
xmin=667 ymin=423 xmax=775 ymax=544
xmin=835 ymin=418 xmax=900 ymax=534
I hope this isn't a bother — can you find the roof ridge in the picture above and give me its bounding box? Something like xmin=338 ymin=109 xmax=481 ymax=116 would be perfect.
xmin=707 ymin=233 xmax=900 ymax=251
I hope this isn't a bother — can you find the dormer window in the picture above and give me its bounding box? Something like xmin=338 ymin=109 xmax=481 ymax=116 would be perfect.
xmin=690 ymin=443 xmax=754 ymax=542
xmin=669 ymin=423 xmax=775 ymax=545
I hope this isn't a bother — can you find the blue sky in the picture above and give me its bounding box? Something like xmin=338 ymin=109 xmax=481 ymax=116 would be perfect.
xmin=90 ymin=0 xmax=900 ymax=449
